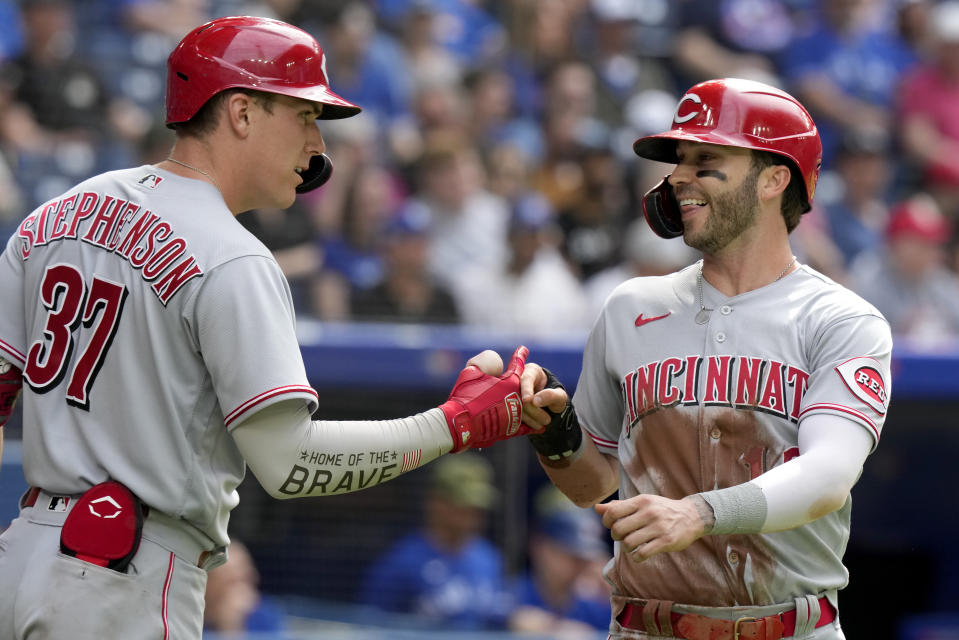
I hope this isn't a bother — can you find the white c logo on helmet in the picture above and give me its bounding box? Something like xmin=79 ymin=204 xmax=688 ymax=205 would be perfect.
xmin=320 ymin=53 xmax=330 ymax=84
xmin=673 ymin=93 xmax=702 ymax=124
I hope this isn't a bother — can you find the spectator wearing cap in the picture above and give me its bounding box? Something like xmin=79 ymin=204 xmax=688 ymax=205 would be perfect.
xmin=453 ymin=191 xmax=591 ymax=337
xmin=848 ymin=193 xmax=959 ymax=343
xmin=508 ymin=485 xmax=612 ymax=637
xmin=899 ymin=0 xmax=959 ymax=217
xmin=357 ymin=453 xmax=512 ymax=630
xmin=350 ymin=201 xmax=460 ymax=324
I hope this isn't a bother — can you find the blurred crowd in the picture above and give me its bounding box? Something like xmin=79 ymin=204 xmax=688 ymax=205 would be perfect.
xmin=203 ymin=454 xmax=615 ymax=638
xmin=3 ymin=0 xmax=959 ymax=345
xmin=356 ymin=454 xmax=614 ymax=637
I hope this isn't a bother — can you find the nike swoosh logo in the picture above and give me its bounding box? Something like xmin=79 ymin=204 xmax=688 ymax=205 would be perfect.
xmin=635 ymin=312 xmax=671 ymax=327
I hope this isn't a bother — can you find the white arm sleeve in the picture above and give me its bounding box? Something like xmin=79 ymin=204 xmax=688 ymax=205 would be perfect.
xmin=700 ymin=412 xmax=873 ymax=534
xmin=231 ymin=400 xmax=455 ymax=499
xmin=753 ymin=412 xmax=872 ymax=532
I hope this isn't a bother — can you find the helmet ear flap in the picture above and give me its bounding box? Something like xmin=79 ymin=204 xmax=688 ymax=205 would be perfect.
xmin=641 ymin=176 xmax=684 ymax=239
xmin=296 ymin=154 xmax=333 ymax=193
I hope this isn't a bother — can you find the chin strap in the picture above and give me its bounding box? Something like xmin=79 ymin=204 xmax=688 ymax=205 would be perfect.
xmin=296 ymin=153 xmax=334 ymax=193
xmin=641 ymin=175 xmax=685 ymax=239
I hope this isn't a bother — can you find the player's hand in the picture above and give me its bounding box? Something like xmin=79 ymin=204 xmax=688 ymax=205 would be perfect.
xmin=520 ymin=366 xmax=584 ymax=463
xmin=518 ymin=361 xmax=569 ymax=430
xmin=440 ymin=346 xmax=534 ymax=452
xmin=595 ymin=494 xmax=707 ymax=562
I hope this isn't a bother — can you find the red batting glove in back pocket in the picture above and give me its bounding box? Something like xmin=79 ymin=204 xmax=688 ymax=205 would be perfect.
xmin=60 ymin=481 xmax=145 ymax=573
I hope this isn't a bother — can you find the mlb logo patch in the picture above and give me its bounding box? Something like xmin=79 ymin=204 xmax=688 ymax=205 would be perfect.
xmin=835 ymin=357 xmax=889 ymax=415
xmin=137 ymin=173 xmax=163 ymax=189
xmin=47 ymin=496 xmax=71 ymax=512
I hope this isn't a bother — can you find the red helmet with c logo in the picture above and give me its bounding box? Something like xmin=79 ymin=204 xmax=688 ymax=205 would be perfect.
xmin=165 ymin=16 xmax=361 ymax=125
xmin=634 ymin=78 xmax=821 ymax=212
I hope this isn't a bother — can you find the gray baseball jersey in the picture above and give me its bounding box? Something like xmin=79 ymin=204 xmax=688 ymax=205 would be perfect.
xmin=0 ymin=166 xmax=319 ymax=547
xmin=574 ymin=261 xmax=892 ymax=607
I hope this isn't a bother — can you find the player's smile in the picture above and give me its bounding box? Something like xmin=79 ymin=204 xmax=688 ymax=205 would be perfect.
xmin=674 ymin=183 xmax=712 ymax=222
xmin=677 ymin=195 xmax=709 ymax=218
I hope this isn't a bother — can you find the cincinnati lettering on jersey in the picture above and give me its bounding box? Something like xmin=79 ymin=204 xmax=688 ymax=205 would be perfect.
xmin=621 ymin=355 xmax=810 ymax=435
xmin=14 ymin=191 xmax=203 ymax=305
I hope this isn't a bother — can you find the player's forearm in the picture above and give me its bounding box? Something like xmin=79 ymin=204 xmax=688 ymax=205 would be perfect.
xmin=538 ymin=437 xmax=619 ymax=508
xmin=700 ymin=413 xmax=872 ymax=534
xmin=231 ymin=399 xmax=454 ymax=499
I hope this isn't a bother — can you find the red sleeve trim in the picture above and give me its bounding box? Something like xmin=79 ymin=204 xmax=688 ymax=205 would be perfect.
xmin=584 ymin=425 xmax=618 ymax=450
xmin=224 ymin=385 xmax=319 ymax=428
xmin=0 ymin=339 xmax=26 ymax=365
xmin=798 ymin=402 xmax=879 ymax=440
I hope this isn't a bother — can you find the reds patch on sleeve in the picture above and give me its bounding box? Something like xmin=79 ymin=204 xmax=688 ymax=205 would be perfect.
xmin=835 ymin=357 xmax=889 ymax=415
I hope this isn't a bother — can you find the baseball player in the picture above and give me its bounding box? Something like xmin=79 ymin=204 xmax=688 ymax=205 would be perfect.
xmin=519 ymin=78 xmax=893 ymax=639
xmin=0 ymin=16 xmax=553 ymax=638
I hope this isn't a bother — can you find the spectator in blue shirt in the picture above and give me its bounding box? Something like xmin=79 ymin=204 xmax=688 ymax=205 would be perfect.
xmin=0 ymin=0 xmax=23 ymax=62
xmin=780 ymin=0 xmax=918 ymax=164
xmin=821 ymin=127 xmax=894 ymax=268
xmin=358 ymin=453 xmax=512 ymax=630
xmin=375 ymin=0 xmax=507 ymax=69
xmin=508 ymin=484 xmax=612 ymax=636
xmin=204 ymin=540 xmax=287 ymax=637
xmin=321 ymin=2 xmax=413 ymax=145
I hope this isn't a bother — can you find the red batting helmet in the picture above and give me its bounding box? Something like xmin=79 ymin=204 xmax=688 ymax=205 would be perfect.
xmin=165 ymin=16 xmax=361 ymax=125
xmin=633 ymin=78 xmax=821 ymax=238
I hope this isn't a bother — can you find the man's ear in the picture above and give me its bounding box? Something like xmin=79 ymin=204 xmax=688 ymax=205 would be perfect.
xmin=759 ymin=164 xmax=792 ymax=204
xmin=225 ymin=93 xmax=255 ymax=138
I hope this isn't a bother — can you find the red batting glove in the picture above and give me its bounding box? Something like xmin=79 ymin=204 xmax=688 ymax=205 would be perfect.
xmin=440 ymin=346 xmax=533 ymax=452
xmin=0 ymin=357 xmax=23 ymax=428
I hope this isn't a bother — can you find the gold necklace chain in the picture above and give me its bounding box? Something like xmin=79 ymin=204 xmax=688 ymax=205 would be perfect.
xmin=165 ymin=157 xmax=220 ymax=191
xmin=695 ymin=255 xmax=797 ymax=325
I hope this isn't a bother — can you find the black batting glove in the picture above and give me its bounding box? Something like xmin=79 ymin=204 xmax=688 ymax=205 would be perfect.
xmin=528 ymin=369 xmax=583 ymax=461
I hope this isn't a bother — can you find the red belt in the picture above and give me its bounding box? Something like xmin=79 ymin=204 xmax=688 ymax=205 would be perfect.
xmin=616 ymin=596 xmax=836 ymax=640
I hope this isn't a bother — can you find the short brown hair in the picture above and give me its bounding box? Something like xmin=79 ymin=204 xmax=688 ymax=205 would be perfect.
xmin=168 ymin=89 xmax=277 ymax=138
xmin=752 ymin=150 xmax=805 ymax=233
